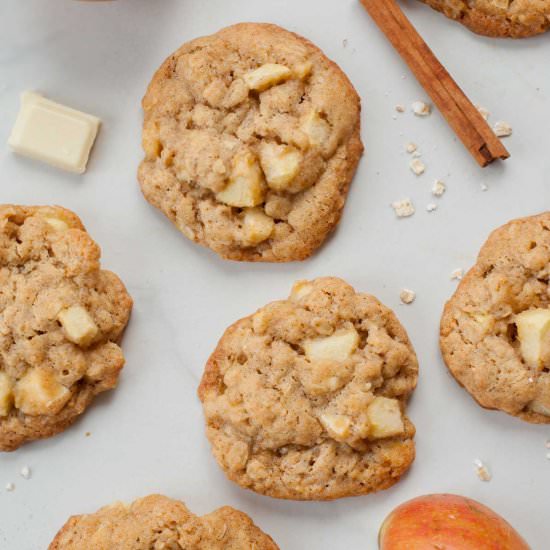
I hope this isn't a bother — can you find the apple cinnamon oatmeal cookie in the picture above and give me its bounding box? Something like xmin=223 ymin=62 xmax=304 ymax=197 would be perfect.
xmin=0 ymin=205 xmax=132 ymax=451
xmin=49 ymin=494 xmax=279 ymax=550
xmin=138 ymin=23 xmax=363 ymax=262
xmin=441 ymin=212 xmax=550 ymax=423
xmin=198 ymin=277 xmax=418 ymax=500
xmin=420 ymin=0 xmax=550 ymax=38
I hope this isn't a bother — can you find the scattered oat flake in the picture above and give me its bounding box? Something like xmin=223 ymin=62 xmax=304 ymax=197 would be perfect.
xmin=405 ymin=142 xmax=417 ymax=154
xmin=476 ymin=105 xmax=490 ymax=121
xmin=474 ymin=459 xmax=492 ymax=481
xmin=20 ymin=466 xmax=31 ymax=480
xmin=391 ymin=199 xmax=415 ymax=218
xmin=451 ymin=268 xmax=464 ymax=281
xmin=400 ymin=289 xmax=416 ymax=304
xmin=426 ymin=203 xmax=437 ymax=213
xmin=410 ymin=158 xmax=426 ymax=176
xmin=432 ymin=180 xmax=446 ymax=197
xmin=395 ymin=104 xmax=405 ymax=113
xmin=493 ymin=121 xmax=512 ymax=138
xmin=412 ymin=101 xmax=431 ymax=116
xmin=5 ymin=482 xmax=15 ymax=492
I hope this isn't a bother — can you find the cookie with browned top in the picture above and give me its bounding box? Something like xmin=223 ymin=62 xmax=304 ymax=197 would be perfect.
xmin=199 ymin=277 xmax=418 ymax=500
xmin=420 ymin=0 xmax=550 ymax=38
xmin=441 ymin=212 xmax=550 ymax=422
xmin=49 ymin=494 xmax=279 ymax=550
xmin=138 ymin=23 xmax=363 ymax=262
xmin=0 ymin=205 xmax=132 ymax=451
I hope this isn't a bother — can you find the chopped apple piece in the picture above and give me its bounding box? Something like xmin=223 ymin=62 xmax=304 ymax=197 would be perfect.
xmin=304 ymin=328 xmax=359 ymax=363
xmin=58 ymin=305 xmax=98 ymax=347
xmin=243 ymin=208 xmax=274 ymax=245
xmin=0 ymin=372 xmax=14 ymax=417
xmin=320 ymin=413 xmax=351 ymax=439
xmin=259 ymin=142 xmax=302 ymax=192
xmin=515 ymin=308 xmax=550 ymax=369
xmin=14 ymin=368 xmax=71 ymax=415
xmin=290 ymin=280 xmax=313 ymax=301
xmin=301 ymin=110 xmax=331 ymax=147
xmin=216 ymin=151 xmax=266 ymax=207
xmin=243 ymin=64 xmax=292 ymax=92
xmin=366 ymin=396 xmax=404 ymax=439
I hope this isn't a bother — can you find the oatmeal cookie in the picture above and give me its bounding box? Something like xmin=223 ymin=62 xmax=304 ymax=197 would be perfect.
xmin=441 ymin=212 xmax=550 ymax=422
xmin=420 ymin=0 xmax=550 ymax=38
xmin=49 ymin=494 xmax=279 ymax=550
xmin=0 ymin=205 xmax=133 ymax=451
xmin=138 ymin=23 xmax=363 ymax=262
xmin=198 ymin=277 xmax=418 ymax=500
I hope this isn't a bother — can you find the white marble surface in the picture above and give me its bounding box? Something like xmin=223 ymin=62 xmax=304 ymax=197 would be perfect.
xmin=0 ymin=1 xmax=549 ymax=548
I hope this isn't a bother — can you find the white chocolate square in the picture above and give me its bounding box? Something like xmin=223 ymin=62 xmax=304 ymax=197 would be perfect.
xmin=58 ymin=305 xmax=98 ymax=347
xmin=8 ymin=92 xmax=100 ymax=174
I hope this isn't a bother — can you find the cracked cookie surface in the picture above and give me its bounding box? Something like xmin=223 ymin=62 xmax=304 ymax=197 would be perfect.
xmin=198 ymin=277 xmax=418 ymax=500
xmin=0 ymin=205 xmax=132 ymax=451
xmin=441 ymin=212 xmax=550 ymax=423
xmin=138 ymin=23 xmax=363 ymax=262
xmin=49 ymin=494 xmax=279 ymax=550
xmin=420 ymin=0 xmax=550 ymax=37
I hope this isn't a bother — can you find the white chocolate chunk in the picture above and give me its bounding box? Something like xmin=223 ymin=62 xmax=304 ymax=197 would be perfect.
xmin=242 ymin=208 xmax=274 ymax=244
xmin=8 ymin=92 xmax=100 ymax=174
xmin=293 ymin=61 xmax=313 ymax=80
xmin=301 ymin=110 xmax=331 ymax=147
xmin=304 ymin=328 xmax=359 ymax=363
xmin=0 ymin=372 xmax=14 ymax=417
xmin=43 ymin=217 xmax=70 ymax=232
xmin=259 ymin=142 xmax=302 ymax=191
xmin=366 ymin=396 xmax=405 ymax=439
xmin=391 ymin=198 xmax=415 ymax=218
xmin=243 ymin=64 xmax=292 ymax=92
xmin=410 ymin=158 xmax=426 ymax=176
xmin=320 ymin=413 xmax=351 ymax=439
xmin=516 ymin=309 xmax=550 ymax=369
xmin=411 ymin=101 xmax=431 ymax=116
xmin=529 ymin=399 xmax=550 ymax=417
xmin=491 ymin=0 xmax=510 ymax=9
xmin=290 ymin=280 xmax=314 ymax=301
xmin=493 ymin=121 xmax=512 ymax=138
xmin=58 ymin=306 xmax=98 ymax=347
xmin=217 ymin=151 xmax=266 ymax=207
xmin=14 ymin=368 xmax=70 ymax=416
xmin=432 ymin=180 xmax=446 ymax=197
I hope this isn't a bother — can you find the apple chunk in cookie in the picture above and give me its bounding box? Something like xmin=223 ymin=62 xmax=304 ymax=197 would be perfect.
xmin=138 ymin=23 xmax=363 ymax=262
xmin=0 ymin=205 xmax=133 ymax=451
xmin=198 ymin=277 xmax=418 ymax=500
xmin=441 ymin=212 xmax=550 ymax=423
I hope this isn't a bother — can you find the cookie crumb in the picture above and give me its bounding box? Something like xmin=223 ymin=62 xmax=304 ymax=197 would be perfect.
xmin=400 ymin=289 xmax=416 ymax=304
xmin=20 ymin=466 xmax=31 ymax=480
xmin=85 ymin=431 xmax=91 ymax=437
xmin=426 ymin=203 xmax=437 ymax=213
xmin=450 ymin=268 xmax=464 ymax=281
xmin=432 ymin=180 xmax=446 ymax=197
xmin=405 ymin=142 xmax=417 ymax=154
xmin=412 ymin=101 xmax=431 ymax=116
xmin=395 ymin=104 xmax=405 ymax=113
xmin=493 ymin=121 xmax=512 ymax=138
xmin=5 ymin=482 xmax=15 ymax=492
xmin=391 ymin=199 xmax=415 ymax=218
xmin=410 ymin=158 xmax=426 ymax=176
xmin=473 ymin=459 xmax=491 ymax=481
xmin=476 ymin=105 xmax=490 ymax=121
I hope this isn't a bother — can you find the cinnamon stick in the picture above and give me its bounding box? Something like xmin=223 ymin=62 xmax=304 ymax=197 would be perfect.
xmin=359 ymin=0 xmax=509 ymax=167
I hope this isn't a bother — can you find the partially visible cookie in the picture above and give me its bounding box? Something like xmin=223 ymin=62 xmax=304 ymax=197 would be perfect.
xmin=441 ymin=212 xmax=550 ymax=423
xmin=49 ymin=494 xmax=279 ymax=550
xmin=420 ymin=0 xmax=550 ymax=38
xmin=199 ymin=277 xmax=418 ymax=500
xmin=0 ymin=205 xmax=133 ymax=451
xmin=139 ymin=23 xmax=363 ymax=262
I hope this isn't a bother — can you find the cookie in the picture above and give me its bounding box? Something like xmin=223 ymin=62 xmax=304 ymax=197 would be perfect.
xmin=441 ymin=212 xmax=550 ymax=423
xmin=138 ymin=23 xmax=363 ymax=262
xmin=49 ymin=494 xmax=279 ymax=550
xmin=0 ymin=205 xmax=132 ymax=451
xmin=199 ymin=277 xmax=418 ymax=500
xmin=420 ymin=0 xmax=550 ymax=38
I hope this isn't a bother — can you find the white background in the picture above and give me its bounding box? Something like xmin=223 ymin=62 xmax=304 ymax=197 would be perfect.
xmin=0 ymin=1 xmax=549 ymax=548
